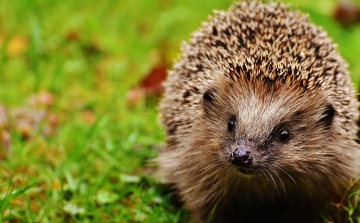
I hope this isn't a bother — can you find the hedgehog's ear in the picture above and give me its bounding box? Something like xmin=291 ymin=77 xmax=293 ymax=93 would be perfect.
xmin=203 ymin=88 xmax=216 ymax=114
xmin=320 ymin=103 xmax=336 ymax=127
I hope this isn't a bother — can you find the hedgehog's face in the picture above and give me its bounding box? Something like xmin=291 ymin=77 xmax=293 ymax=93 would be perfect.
xmin=201 ymin=79 xmax=340 ymax=189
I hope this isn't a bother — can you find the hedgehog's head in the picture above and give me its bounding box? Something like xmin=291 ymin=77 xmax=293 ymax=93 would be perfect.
xmin=197 ymin=75 xmax=356 ymax=198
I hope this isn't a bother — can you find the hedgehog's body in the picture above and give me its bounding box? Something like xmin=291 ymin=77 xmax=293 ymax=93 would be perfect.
xmin=158 ymin=2 xmax=360 ymax=222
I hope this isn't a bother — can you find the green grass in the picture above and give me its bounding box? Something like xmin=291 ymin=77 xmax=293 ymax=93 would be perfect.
xmin=0 ymin=0 xmax=360 ymax=222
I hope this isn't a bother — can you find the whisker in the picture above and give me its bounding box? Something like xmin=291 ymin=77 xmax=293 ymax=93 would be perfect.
xmin=270 ymin=167 xmax=287 ymax=200
xmin=259 ymin=169 xmax=270 ymax=184
xmin=265 ymin=169 xmax=281 ymax=197
xmin=198 ymin=157 xmax=223 ymax=168
xmin=279 ymin=167 xmax=296 ymax=184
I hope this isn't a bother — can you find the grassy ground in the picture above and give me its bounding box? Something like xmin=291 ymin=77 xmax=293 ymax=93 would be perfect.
xmin=0 ymin=0 xmax=360 ymax=222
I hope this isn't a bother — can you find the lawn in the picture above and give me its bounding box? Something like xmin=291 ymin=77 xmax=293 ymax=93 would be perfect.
xmin=1 ymin=0 xmax=360 ymax=222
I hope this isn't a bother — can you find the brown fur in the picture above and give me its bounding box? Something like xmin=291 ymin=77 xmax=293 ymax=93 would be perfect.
xmin=158 ymin=1 xmax=360 ymax=222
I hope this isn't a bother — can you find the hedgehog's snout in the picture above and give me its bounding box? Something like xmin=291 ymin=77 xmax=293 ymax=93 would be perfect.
xmin=230 ymin=148 xmax=253 ymax=167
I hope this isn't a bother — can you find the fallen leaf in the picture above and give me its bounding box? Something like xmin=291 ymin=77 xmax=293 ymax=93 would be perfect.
xmin=141 ymin=66 xmax=167 ymax=95
xmin=79 ymin=110 xmax=96 ymax=124
xmin=0 ymin=106 xmax=8 ymax=128
xmin=82 ymin=34 xmax=103 ymax=57
xmin=127 ymin=88 xmax=145 ymax=103
xmin=49 ymin=113 xmax=58 ymax=127
xmin=2 ymin=209 xmax=10 ymax=218
xmin=30 ymin=202 xmax=40 ymax=212
xmin=53 ymin=180 xmax=61 ymax=191
xmin=29 ymin=91 xmax=55 ymax=107
xmin=6 ymin=36 xmax=28 ymax=57
xmin=17 ymin=121 xmax=33 ymax=139
xmin=334 ymin=0 xmax=360 ymax=27
xmin=38 ymin=92 xmax=54 ymax=106
xmin=0 ymin=130 xmax=11 ymax=159
xmin=127 ymin=65 xmax=167 ymax=103
xmin=66 ymin=29 xmax=81 ymax=42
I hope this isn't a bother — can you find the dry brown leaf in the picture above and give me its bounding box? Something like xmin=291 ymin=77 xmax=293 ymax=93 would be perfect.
xmin=53 ymin=180 xmax=61 ymax=191
xmin=30 ymin=202 xmax=41 ymax=212
xmin=66 ymin=29 xmax=81 ymax=42
xmin=3 ymin=209 xmax=10 ymax=218
xmin=17 ymin=121 xmax=33 ymax=139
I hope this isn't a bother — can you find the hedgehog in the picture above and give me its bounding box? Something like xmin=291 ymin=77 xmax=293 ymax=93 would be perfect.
xmin=157 ymin=1 xmax=360 ymax=222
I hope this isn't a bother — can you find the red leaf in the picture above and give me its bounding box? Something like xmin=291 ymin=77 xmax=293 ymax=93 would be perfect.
xmin=127 ymin=66 xmax=168 ymax=103
xmin=141 ymin=66 xmax=167 ymax=95
xmin=334 ymin=1 xmax=360 ymax=27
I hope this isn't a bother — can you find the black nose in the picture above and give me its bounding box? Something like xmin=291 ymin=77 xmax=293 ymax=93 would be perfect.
xmin=230 ymin=148 xmax=253 ymax=167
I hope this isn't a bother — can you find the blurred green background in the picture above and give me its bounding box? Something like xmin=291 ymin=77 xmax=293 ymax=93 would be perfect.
xmin=0 ymin=0 xmax=360 ymax=222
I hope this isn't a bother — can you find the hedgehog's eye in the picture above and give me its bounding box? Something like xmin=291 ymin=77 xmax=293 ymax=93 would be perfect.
xmin=228 ymin=116 xmax=236 ymax=132
xmin=278 ymin=129 xmax=289 ymax=142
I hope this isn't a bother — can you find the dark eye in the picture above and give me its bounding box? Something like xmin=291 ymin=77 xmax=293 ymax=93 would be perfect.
xmin=278 ymin=129 xmax=289 ymax=142
xmin=228 ymin=116 xmax=236 ymax=132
